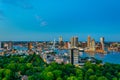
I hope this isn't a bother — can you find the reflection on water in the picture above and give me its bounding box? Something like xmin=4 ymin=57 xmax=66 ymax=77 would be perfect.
xmin=80 ymin=52 xmax=120 ymax=64
xmin=13 ymin=46 xmax=27 ymax=51
xmin=57 ymin=49 xmax=120 ymax=64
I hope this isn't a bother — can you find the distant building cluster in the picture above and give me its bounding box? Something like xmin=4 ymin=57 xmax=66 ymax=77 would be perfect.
xmin=0 ymin=36 xmax=120 ymax=66
xmin=85 ymin=36 xmax=106 ymax=53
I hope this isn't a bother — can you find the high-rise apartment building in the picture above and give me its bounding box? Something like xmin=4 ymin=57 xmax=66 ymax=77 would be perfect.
xmin=69 ymin=48 xmax=79 ymax=65
xmin=71 ymin=37 xmax=74 ymax=48
xmin=28 ymin=42 xmax=32 ymax=50
xmin=8 ymin=41 xmax=13 ymax=50
xmin=70 ymin=36 xmax=78 ymax=48
xmin=0 ymin=42 xmax=1 ymax=49
xmin=1 ymin=42 xmax=4 ymax=49
xmin=87 ymin=36 xmax=91 ymax=47
xmin=74 ymin=37 xmax=78 ymax=47
xmin=59 ymin=36 xmax=63 ymax=42
xmin=91 ymin=39 xmax=96 ymax=51
xmin=100 ymin=37 xmax=105 ymax=50
xmin=59 ymin=36 xmax=64 ymax=48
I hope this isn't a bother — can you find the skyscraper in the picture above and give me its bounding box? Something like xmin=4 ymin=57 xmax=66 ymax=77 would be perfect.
xmin=100 ymin=37 xmax=105 ymax=50
xmin=1 ymin=42 xmax=4 ymax=49
xmin=59 ymin=36 xmax=63 ymax=42
xmin=74 ymin=36 xmax=78 ymax=47
xmin=0 ymin=42 xmax=1 ymax=49
xmin=59 ymin=36 xmax=64 ymax=48
xmin=91 ymin=39 xmax=96 ymax=51
xmin=70 ymin=36 xmax=78 ymax=48
xmin=28 ymin=42 xmax=32 ymax=50
xmin=70 ymin=37 xmax=74 ymax=48
xmin=8 ymin=41 xmax=13 ymax=50
xmin=87 ymin=36 xmax=91 ymax=48
xmin=69 ymin=48 xmax=79 ymax=65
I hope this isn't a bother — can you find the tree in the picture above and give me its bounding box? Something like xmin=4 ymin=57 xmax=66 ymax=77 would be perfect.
xmin=118 ymin=72 xmax=120 ymax=78
xmin=18 ymin=64 xmax=27 ymax=75
xmin=67 ymin=76 xmax=78 ymax=80
xmin=84 ymin=62 xmax=93 ymax=70
xmin=112 ymin=77 xmax=117 ymax=80
xmin=4 ymin=69 xmax=12 ymax=80
xmin=19 ymin=57 xmax=25 ymax=63
xmin=2 ymin=77 xmax=7 ymax=80
xmin=95 ymin=70 xmax=102 ymax=77
xmin=57 ymin=77 xmax=63 ymax=80
xmin=87 ymin=69 xmax=94 ymax=75
xmin=0 ymin=69 xmax=4 ymax=78
xmin=6 ymin=63 xmax=16 ymax=71
xmin=75 ymin=68 xmax=83 ymax=76
xmin=41 ymin=72 xmax=54 ymax=80
xmin=75 ymin=68 xmax=83 ymax=80
xmin=84 ymin=68 xmax=94 ymax=80
xmin=105 ymin=72 xmax=112 ymax=80
xmin=98 ymin=76 xmax=108 ymax=80
xmin=89 ymin=75 xmax=97 ymax=80
xmin=46 ymin=72 xmax=54 ymax=80
xmin=28 ymin=76 xmax=35 ymax=80
xmin=96 ymin=60 xmax=102 ymax=64
xmin=26 ymin=63 xmax=33 ymax=69
xmin=53 ymin=70 xmax=62 ymax=78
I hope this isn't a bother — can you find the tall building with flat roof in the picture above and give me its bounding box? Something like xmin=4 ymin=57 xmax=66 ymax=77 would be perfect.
xmin=100 ymin=37 xmax=104 ymax=43
xmin=70 ymin=36 xmax=78 ymax=48
xmin=8 ymin=41 xmax=13 ymax=50
xmin=0 ymin=42 xmax=1 ymax=49
xmin=91 ymin=39 xmax=96 ymax=51
xmin=1 ymin=42 xmax=4 ymax=49
xmin=71 ymin=37 xmax=74 ymax=48
xmin=59 ymin=36 xmax=63 ymax=42
xmin=74 ymin=36 xmax=78 ymax=47
xmin=59 ymin=36 xmax=64 ymax=48
xmin=87 ymin=36 xmax=91 ymax=48
xmin=69 ymin=48 xmax=79 ymax=65
xmin=100 ymin=37 xmax=105 ymax=50
xmin=28 ymin=42 xmax=32 ymax=50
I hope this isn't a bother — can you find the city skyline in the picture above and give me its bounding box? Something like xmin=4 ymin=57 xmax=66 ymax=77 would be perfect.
xmin=0 ymin=36 xmax=111 ymax=43
xmin=0 ymin=0 xmax=120 ymax=41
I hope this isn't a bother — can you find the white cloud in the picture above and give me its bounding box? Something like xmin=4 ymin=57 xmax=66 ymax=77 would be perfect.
xmin=35 ymin=14 xmax=48 ymax=27
xmin=35 ymin=15 xmax=43 ymax=21
xmin=40 ymin=21 xmax=47 ymax=27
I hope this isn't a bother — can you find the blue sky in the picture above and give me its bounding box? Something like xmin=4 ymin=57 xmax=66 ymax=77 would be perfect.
xmin=0 ymin=0 xmax=120 ymax=41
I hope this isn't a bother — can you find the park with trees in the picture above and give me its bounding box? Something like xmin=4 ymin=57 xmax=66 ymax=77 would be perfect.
xmin=0 ymin=54 xmax=120 ymax=80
